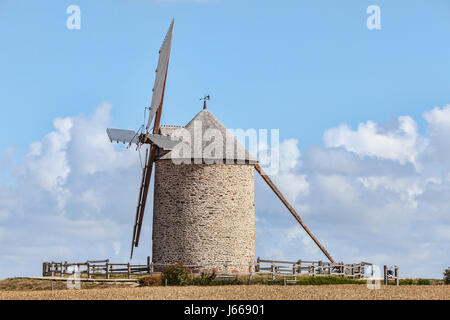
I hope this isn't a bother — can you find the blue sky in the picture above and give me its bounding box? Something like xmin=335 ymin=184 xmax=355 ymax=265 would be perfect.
xmin=2 ymin=0 xmax=449 ymax=157
xmin=1 ymin=0 xmax=450 ymax=279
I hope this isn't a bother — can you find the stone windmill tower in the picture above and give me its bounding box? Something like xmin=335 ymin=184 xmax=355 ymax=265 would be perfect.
xmin=106 ymin=20 xmax=335 ymax=271
xmin=152 ymin=106 xmax=257 ymax=272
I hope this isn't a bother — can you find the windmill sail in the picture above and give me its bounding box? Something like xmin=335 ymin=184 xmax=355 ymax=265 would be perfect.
xmin=146 ymin=19 xmax=174 ymax=132
xmin=147 ymin=133 xmax=181 ymax=150
xmin=132 ymin=147 xmax=155 ymax=251
xmin=130 ymin=148 xmax=149 ymax=259
xmin=106 ymin=128 xmax=139 ymax=144
xmin=130 ymin=20 xmax=175 ymax=259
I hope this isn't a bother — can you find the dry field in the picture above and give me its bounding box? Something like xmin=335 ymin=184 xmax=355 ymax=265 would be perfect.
xmin=1 ymin=284 xmax=449 ymax=300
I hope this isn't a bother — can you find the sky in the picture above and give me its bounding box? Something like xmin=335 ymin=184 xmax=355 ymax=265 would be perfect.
xmin=0 ymin=0 xmax=449 ymax=279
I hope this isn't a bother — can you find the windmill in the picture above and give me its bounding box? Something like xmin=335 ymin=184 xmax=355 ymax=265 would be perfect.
xmin=106 ymin=20 xmax=335 ymax=265
xmin=106 ymin=19 xmax=179 ymax=259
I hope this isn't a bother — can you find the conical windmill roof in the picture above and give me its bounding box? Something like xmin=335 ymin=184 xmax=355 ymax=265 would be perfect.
xmin=159 ymin=109 xmax=257 ymax=163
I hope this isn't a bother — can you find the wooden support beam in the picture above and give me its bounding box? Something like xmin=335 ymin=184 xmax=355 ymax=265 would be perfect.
xmin=254 ymin=163 xmax=335 ymax=263
xmin=395 ymin=266 xmax=399 ymax=286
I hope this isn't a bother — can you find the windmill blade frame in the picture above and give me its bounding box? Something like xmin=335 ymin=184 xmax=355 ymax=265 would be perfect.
xmin=130 ymin=19 xmax=174 ymax=259
xmin=146 ymin=19 xmax=174 ymax=132
xmin=106 ymin=128 xmax=139 ymax=145
xmin=147 ymin=133 xmax=182 ymax=150
xmin=130 ymin=148 xmax=149 ymax=259
xmin=131 ymin=145 xmax=156 ymax=254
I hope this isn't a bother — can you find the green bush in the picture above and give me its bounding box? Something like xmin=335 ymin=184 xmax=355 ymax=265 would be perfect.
xmin=189 ymin=272 xmax=217 ymax=286
xmin=158 ymin=269 xmax=368 ymax=287
xmin=400 ymin=278 xmax=431 ymax=285
xmin=399 ymin=278 xmax=415 ymax=285
xmin=444 ymin=268 xmax=450 ymax=285
xmin=416 ymin=279 xmax=431 ymax=285
xmin=200 ymin=276 xmax=363 ymax=286
xmin=295 ymin=276 xmax=363 ymax=285
xmin=162 ymin=264 xmax=190 ymax=286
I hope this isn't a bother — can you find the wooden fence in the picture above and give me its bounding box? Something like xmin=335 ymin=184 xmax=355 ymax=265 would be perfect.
xmin=42 ymin=257 xmax=374 ymax=280
xmin=255 ymin=258 xmax=373 ymax=280
xmin=42 ymin=258 xmax=153 ymax=279
xmin=383 ymin=265 xmax=399 ymax=286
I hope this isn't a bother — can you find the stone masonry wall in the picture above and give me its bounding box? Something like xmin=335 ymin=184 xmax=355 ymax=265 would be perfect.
xmin=152 ymin=161 xmax=255 ymax=273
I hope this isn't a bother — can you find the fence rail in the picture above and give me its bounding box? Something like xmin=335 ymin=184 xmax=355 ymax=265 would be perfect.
xmin=384 ymin=265 xmax=399 ymax=286
xmin=42 ymin=257 xmax=374 ymax=280
xmin=256 ymin=258 xmax=373 ymax=280
xmin=42 ymin=257 xmax=154 ymax=279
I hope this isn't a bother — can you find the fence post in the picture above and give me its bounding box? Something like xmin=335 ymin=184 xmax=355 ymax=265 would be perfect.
xmin=127 ymin=262 xmax=131 ymax=279
xmin=61 ymin=261 xmax=66 ymax=277
xmin=383 ymin=265 xmax=388 ymax=285
xmin=87 ymin=262 xmax=91 ymax=279
xmin=394 ymin=266 xmax=399 ymax=286
xmin=147 ymin=256 xmax=151 ymax=274
xmin=51 ymin=262 xmax=55 ymax=277
xmin=106 ymin=260 xmax=110 ymax=279
xmin=271 ymin=263 xmax=275 ymax=280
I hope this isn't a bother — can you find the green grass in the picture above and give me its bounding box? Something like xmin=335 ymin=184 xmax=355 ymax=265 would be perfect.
xmin=399 ymin=278 xmax=431 ymax=285
xmin=176 ymin=275 xmax=365 ymax=286
xmin=295 ymin=276 xmax=364 ymax=285
xmin=154 ymin=263 xmax=368 ymax=287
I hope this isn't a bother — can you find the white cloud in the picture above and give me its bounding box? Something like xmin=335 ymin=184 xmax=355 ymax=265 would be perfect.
xmin=23 ymin=117 xmax=72 ymax=194
xmin=285 ymin=226 xmax=319 ymax=255
xmin=256 ymin=106 xmax=450 ymax=277
xmin=0 ymin=103 xmax=146 ymax=279
xmin=422 ymin=104 xmax=450 ymax=176
xmin=323 ymin=116 xmax=427 ymax=167
xmin=272 ymin=139 xmax=309 ymax=203
xmin=423 ymin=104 xmax=450 ymax=127
xmin=1 ymin=103 xmax=450 ymax=279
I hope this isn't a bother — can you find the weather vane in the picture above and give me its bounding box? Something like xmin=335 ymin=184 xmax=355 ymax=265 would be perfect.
xmin=200 ymin=94 xmax=210 ymax=109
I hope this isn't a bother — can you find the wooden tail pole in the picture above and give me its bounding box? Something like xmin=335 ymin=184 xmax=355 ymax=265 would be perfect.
xmin=254 ymin=163 xmax=335 ymax=263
